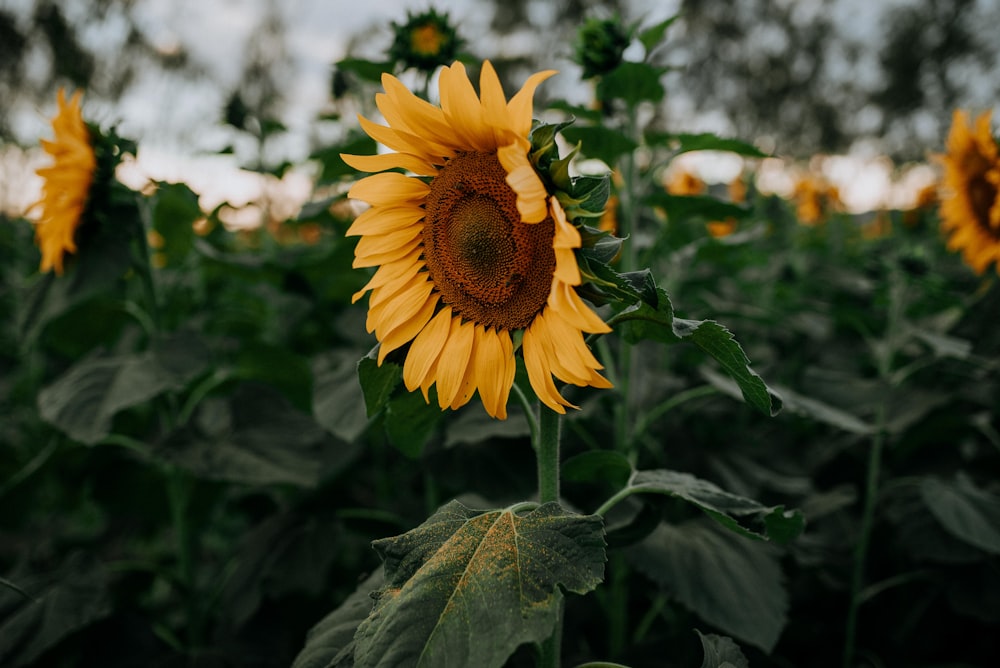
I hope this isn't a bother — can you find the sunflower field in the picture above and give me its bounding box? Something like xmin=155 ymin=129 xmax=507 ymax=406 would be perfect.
xmin=1 ymin=6 xmax=999 ymax=668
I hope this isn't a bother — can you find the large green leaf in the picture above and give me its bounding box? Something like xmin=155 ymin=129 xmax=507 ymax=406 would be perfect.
xmin=614 ymin=287 xmax=782 ymax=416
xmin=625 ymin=469 xmax=804 ymax=543
xmin=37 ymin=330 xmax=210 ymax=444
xmin=151 ymin=181 xmax=200 ymax=266
xmin=357 ymin=352 xmax=403 ymax=417
xmin=630 ymin=519 xmax=788 ymax=653
xmin=292 ymin=570 xmax=385 ymax=668
xmin=921 ymin=474 xmax=1000 ymax=555
xmin=352 ymin=500 xmax=605 ymax=668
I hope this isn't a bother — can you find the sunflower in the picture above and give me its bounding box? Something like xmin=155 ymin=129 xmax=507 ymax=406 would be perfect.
xmin=343 ymin=61 xmax=612 ymax=419
xmin=31 ymin=88 xmax=97 ymax=275
xmin=938 ymin=109 xmax=1000 ymax=275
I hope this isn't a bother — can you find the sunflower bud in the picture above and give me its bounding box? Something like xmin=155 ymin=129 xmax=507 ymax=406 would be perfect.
xmin=573 ymin=17 xmax=631 ymax=79
xmin=389 ymin=9 xmax=462 ymax=73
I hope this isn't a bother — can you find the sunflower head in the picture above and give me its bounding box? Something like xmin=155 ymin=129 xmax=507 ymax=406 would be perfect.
xmin=937 ymin=109 xmax=1000 ymax=275
xmin=389 ymin=9 xmax=462 ymax=73
xmin=343 ymin=61 xmax=613 ymax=419
xmin=31 ymin=88 xmax=135 ymax=275
xmin=574 ymin=16 xmax=631 ymax=79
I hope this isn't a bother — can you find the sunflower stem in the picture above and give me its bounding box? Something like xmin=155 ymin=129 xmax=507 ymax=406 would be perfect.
xmin=535 ymin=404 xmax=563 ymax=668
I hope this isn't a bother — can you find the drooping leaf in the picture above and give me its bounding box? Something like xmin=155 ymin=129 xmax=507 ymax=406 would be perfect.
xmin=921 ymin=474 xmax=1000 ymax=555
xmin=626 ymin=469 xmax=804 ymax=543
xmin=697 ymin=630 xmax=750 ymax=668
xmin=615 ymin=287 xmax=781 ymax=417
xmin=37 ymin=330 xmax=211 ymax=444
xmin=630 ymin=519 xmax=788 ymax=653
xmin=292 ymin=570 xmax=385 ymax=668
xmin=352 ymin=500 xmax=605 ymax=668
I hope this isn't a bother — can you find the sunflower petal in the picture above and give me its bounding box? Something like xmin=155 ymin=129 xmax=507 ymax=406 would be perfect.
xmin=403 ymin=307 xmax=453 ymax=393
xmin=342 ymin=151 xmax=437 ymax=176
xmin=435 ymin=318 xmax=475 ymax=409
xmin=348 ymin=172 xmax=429 ymax=207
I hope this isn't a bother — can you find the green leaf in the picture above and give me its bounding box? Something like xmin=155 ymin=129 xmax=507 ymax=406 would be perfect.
xmin=646 ymin=131 xmax=768 ymax=158
xmin=18 ymin=222 xmax=133 ymax=346
xmin=151 ymin=181 xmax=200 ymax=266
xmin=353 ymin=500 xmax=605 ymax=668
xmin=638 ymin=16 xmax=679 ymax=55
xmin=357 ymin=352 xmax=403 ymax=417
xmin=730 ymin=377 xmax=872 ymax=435
xmin=37 ymin=330 xmax=210 ymax=444
xmin=616 ymin=287 xmax=782 ymax=417
xmin=292 ymin=570 xmax=385 ymax=668
xmin=385 ymin=389 xmax=443 ymax=458
xmin=630 ymin=519 xmax=788 ymax=652
xmin=313 ymin=132 xmax=378 ymax=183
xmin=697 ymin=630 xmax=750 ymax=668
xmin=0 ymin=556 xmax=112 ymax=668
xmin=645 ymin=192 xmax=751 ymax=222
xmin=336 ymin=57 xmax=395 ymax=83
xmin=563 ymin=450 xmax=632 ymax=487
xmin=921 ymin=474 xmax=1000 ymax=555
xmin=627 ymin=469 xmax=804 ymax=543
xmin=560 ymin=126 xmax=638 ymax=166
xmin=597 ymin=62 xmax=666 ymax=107
xmin=158 ymin=383 xmax=360 ymax=487
xmin=313 ymin=350 xmax=371 ymax=443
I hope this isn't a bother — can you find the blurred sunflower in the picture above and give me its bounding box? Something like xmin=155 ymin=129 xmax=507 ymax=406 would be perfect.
xmin=792 ymin=173 xmax=841 ymax=226
xmin=938 ymin=110 xmax=1000 ymax=275
xmin=343 ymin=61 xmax=611 ymax=419
xmin=32 ymin=88 xmax=96 ymax=274
xmin=389 ymin=9 xmax=462 ymax=73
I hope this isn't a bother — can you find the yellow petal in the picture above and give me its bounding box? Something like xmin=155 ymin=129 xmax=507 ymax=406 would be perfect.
xmin=549 ymin=282 xmax=611 ymax=334
xmin=508 ymin=69 xmax=557 ymax=138
xmin=474 ymin=326 xmax=515 ymax=419
xmin=352 ymin=235 xmax=422 ymax=268
xmin=377 ymin=292 xmax=441 ymax=363
xmin=499 ymin=144 xmax=549 ymax=223
xmin=403 ymin=307 xmax=454 ymax=393
xmin=367 ymin=277 xmax=435 ymax=337
xmin=522 ymin=324 xmax=574 ymax=413
xmin=346 ymin=205 xmax=424 ymax=237
xmin=342 ymin=152 xmax=437 ymax=176
xmin=348 ymin=172 xmax=429 ymax=207
xmin=435 ymin=317 xmax=475 ymax=409
xmin=439 ymin=62 xmax=494 ymax=152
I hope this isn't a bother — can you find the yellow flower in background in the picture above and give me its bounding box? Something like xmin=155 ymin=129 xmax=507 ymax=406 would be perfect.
xmin=793 ymin=174 xmax=841 ymax=226
xmin=706 ymin=174 xmax=748 ymax=238
xmin=343 ymin=61 xmax=611 ymax=419
xmin=665 ymin=169 xmax=706 ymax=196
xmin=938 ymin=109 xmax=1000 ymax=275
xmin=32 ymin=88 xmax=96 ymax=274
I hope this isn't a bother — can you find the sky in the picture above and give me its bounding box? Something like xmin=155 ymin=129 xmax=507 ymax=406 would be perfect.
xmin=7 ymin=0 xmax=944 ymax=218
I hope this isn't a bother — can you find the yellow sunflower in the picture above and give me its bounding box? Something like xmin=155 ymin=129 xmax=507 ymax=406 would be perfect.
xmin=343 ymin=61 xmax=612 ymax=419
xmin=938 ymin=109 xmax=1000 ymax=275
xmin=32 ymin=88 xmax=97 ymax=275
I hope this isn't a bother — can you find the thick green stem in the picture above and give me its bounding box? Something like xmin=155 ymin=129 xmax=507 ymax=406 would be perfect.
xmin=843 ymin=405 xmax=885 ymax=668
xmin=535 ymin=404 xmax=563 ymax=667
xmin=536 ymin=404 xmax=562 ymax=504
xmin=167 ymin=468 xmax=201 ymax=649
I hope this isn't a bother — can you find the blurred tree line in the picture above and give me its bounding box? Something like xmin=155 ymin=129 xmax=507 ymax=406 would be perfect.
xmin=1 ymin=0 xmax=999 ymax=161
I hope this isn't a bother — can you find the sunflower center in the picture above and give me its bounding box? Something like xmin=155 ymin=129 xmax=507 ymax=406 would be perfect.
xmin=969 ymin=171 xmax=1000 ymax=233
xmin=423 ymin=151 xmax=555 ymax=331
